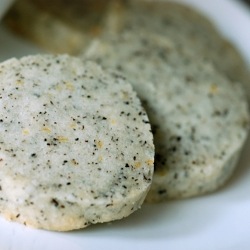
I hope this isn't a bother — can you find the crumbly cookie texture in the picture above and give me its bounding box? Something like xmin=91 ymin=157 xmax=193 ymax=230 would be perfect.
xmin=105 ymin=0 xmax=250 ymax=100
xmin=83 ymin=32 xmax=250 ymax=201
xmin=5 ymin=0 xmax=249 ymax=97
xmin=3 ymin=0 xmax=116 ymax=54
xmin=0 ymin=54 xmax=154 ymax=230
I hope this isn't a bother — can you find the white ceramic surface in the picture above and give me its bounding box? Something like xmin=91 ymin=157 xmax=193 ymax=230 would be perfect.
xmin=0 ymin=0 xmax=250 ymax=250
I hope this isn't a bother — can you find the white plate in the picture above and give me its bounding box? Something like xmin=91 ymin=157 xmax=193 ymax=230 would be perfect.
xmin=0 ymin=0 xmax=250 ymax=249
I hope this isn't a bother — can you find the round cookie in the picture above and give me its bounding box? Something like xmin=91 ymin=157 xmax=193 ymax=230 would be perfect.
xmin=83 ymin=32 xmax=249 ymax=201
xmin=105 ymin=0 xmax=249 ymax=99
xmin=0 ymin=54 xmax=154 ymax=230
xmin=3 ymin=0 xmax=116 ymax=54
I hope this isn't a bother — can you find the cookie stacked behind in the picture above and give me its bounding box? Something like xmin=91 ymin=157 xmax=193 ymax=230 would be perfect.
xmin=4 ymin=0 xmax=249 ymax=91
xmin=104 ymin=0 xmax=250 ymax=95
xmin=83 ymin=31 xmax=249 ymax=201
xmin=3 ymin=0 xmax=117 ymax=54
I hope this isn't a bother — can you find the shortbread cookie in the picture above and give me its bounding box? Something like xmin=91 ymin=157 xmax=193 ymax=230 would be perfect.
xmin=3 ymin=0 xmax=115 ymax=54
xmin=0 ymin=54 xmax=154 ymax=230
xmin=106 ymin=0 xmax=249 ymax=96
xmin=83 ymin=32 xmax=249 ymax=201
xmin=4 ymin=0 xmax=249 ymax=93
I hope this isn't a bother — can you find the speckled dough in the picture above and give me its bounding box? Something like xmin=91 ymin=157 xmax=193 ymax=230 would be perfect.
xmin=4 ymin=0 xmax=249 ymax=97
xmin=83 ymin=32 xmax=250 ymax=201
xmin=0 ymin=54 xmax=154 ymax=230
xmin=3 ymin=0 xmax=116 ymax=54
xmin=104 ymin=0 xmax=250 ymax=100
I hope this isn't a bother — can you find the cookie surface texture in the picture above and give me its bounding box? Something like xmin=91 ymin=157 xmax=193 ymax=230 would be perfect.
xmin=84 ymin=32 xmax=249 ymax=201
xmin=0 ymin=54 xmax=154 ymax=230
xmin=105 ymin=0 xmax=250 ymax=100
xmin=4 ymin=0 xmax=115 ymax=54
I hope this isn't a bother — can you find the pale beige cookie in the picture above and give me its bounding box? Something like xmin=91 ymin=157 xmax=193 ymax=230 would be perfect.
xmin=4 ymin=0 xmax=249 ymax=93
xmin=3 ymin=0 xmax=116 ymax=54
xmin=0 ymin=54 xmax=154 ymax=230
xmin=83 ymin=32 xmax=249 ymax=201
xmin=104 ymin=0 xmax=250 ymax=100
